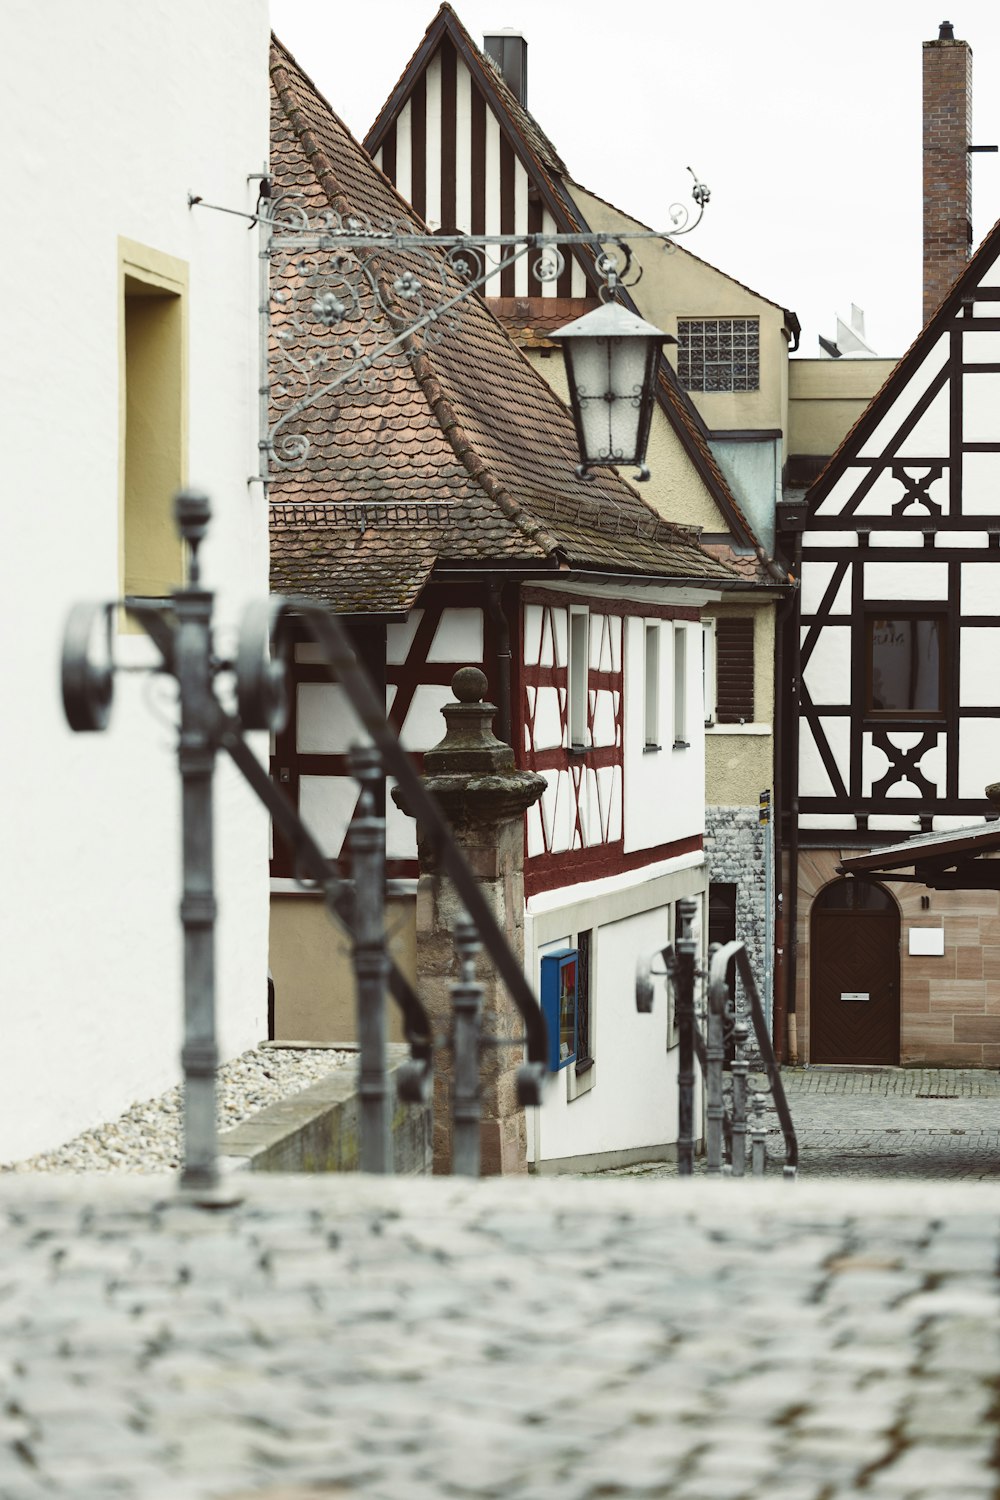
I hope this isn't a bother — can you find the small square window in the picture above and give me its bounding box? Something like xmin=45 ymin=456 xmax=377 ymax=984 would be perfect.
xmin=677 ymin=317 xmax=760 ymax=393
xmin=866 ymin=613 xmax=946 ymax=716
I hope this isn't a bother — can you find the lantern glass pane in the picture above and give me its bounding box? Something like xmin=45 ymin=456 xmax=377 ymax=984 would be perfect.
xmin=606 ymin=338 xmax=649 ymax=461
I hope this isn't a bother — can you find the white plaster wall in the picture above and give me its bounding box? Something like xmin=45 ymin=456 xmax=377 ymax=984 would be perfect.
xmin=964 ymin=374 xmax=1000 ymax=444
xmin=427 ymin=608 xmax=483 ymax=662
xmin=963 ymin=564 xmax=1000 ymax=614
xmin=802 ymin=626 xmax=851 ymax=705
xmin=865 ymin=562 xmax=948 ymax=601
xmin=958 ymin=719 xmax=1000 ymax=801
xmin=859 ymin=338 xmax=947 ymax=458
xmin=960 ymin=454 xmax=1000 ymax=516
xmin=528 ymin=866 xmax=706 ymax=1164
xmin=1 ymin=0 xmax=271 ymax=1162
xmin=623 ymin=618 xmax=705 ymax=854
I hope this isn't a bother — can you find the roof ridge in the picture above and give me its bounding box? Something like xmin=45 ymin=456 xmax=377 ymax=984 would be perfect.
xmin=270 ymin=44 xmax=355 ymax=221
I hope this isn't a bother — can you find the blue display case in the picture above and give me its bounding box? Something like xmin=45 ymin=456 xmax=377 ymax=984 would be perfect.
xmin=540 ymin=949 xmax=578 ymax=1072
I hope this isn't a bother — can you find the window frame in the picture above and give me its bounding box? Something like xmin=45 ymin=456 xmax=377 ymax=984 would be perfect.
xmin=702 ymin=618 xmax=717 ymax=727
xmin=119 ymin=238 xmax=189 ymax=617
xmin=568 ymin=606 xmax=590 ymax=752
xmin=673 ymin=624 xmax=689 ymax=748
xmin=644 ymin=621 xmax=661 ymax=749
xmin=864 ymin=607 xmax=948 ymax=721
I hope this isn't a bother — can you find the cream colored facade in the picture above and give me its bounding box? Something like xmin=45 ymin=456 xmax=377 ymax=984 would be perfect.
xmin=270 ymin=892 xmax=414 ymax=1045
xmin=788 ymin=359 xmax=897 ymax=460
xmin=568 ymin=187 xmax=792 ymax=450
xmin=705 ymin=602 xmax=776 ymax=806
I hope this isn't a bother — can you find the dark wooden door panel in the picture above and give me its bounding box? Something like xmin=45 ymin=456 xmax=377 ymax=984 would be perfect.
xmin=811 ymin=910 xmax=899 ymax=1064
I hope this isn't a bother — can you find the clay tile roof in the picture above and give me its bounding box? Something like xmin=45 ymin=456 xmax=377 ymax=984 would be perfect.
xmin=267 ymin=37 xmax=738 ymax=614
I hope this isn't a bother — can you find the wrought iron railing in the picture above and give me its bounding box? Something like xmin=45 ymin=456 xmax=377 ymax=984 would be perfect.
xmin=61 ymin=491 xmax=548 ymax=1197
xmin=637 ymin=898 xmax=797 ymax=1177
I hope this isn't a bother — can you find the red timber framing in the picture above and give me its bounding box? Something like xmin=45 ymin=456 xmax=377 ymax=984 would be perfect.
xmin=518 ymin=587 xmax=703 ymax=898
xmin=270 ymin=582 xmax=506 ymax=881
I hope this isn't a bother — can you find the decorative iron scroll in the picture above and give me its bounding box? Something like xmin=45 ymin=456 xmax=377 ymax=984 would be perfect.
xmin=247 ymin=170 xmax=710 ymax=477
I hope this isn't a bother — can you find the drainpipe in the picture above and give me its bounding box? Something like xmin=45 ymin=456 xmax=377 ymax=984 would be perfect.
xmin=487 ymin=578 xmax=513 ymax=748
xmin=771 ymin=577 xmax=798 ymax=1063
xmin=785 ymin=531 xmax=803 ymax=1063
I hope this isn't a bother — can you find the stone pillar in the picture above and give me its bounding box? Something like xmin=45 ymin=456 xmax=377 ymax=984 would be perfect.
xmin=392 ymin=668 xmax=544 ymax=1175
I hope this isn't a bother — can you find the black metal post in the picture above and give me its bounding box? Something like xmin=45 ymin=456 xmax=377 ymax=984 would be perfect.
xmin=705 ymin=943 xmax=724 ymax=1176
xmin=730 ymin=1012 xmax=749 ymax=1178
xmin=675 ymin=896 xmax=697 ymax=1176
xmin=174 ymin=491 xmax=220 ymax=1195
xmin=347 ymin=743 xmax=391 ymax=1174
xmin=451 ymin=913 xmax=483 ymax=1177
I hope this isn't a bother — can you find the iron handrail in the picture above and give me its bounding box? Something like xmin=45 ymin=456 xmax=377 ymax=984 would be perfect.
xmin=709 ymin=941 xmax=798 ymax=1174
xmin=250 ymin=596 xmax=550 ymax=1081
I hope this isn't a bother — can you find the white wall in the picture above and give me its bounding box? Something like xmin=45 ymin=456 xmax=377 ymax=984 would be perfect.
xmin=623 ymin=617 xmax=705 ymax=854
xmin=526 ymin=856 xmax=706 ymax=1166
xmin=1 ymin=1 xmax=271 ymax=1160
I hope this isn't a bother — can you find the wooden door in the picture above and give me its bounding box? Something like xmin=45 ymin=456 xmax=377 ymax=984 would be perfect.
xmin=810 ymin=887 xmax=899 ymax=1065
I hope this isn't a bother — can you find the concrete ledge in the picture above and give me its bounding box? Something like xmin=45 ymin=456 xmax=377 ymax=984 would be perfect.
xmin=219 ymin=1045 xmax=432 ymax=1175
xmin=530 ymin=1139 xmax=701 ymax=1175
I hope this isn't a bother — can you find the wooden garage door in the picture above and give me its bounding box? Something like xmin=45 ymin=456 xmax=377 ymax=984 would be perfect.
xmin=810 ymin=881 xmax=899 ymax=1065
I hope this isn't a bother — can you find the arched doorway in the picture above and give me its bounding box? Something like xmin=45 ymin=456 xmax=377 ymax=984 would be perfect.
xmin=810 ymin=878 xmax=900 ymax=1064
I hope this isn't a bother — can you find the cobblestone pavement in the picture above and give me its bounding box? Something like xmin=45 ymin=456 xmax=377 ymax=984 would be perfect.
xmin=782 ymin=1067 xmax=1000 ymax=1180
xmin=593 ymin=1068 xmax=1000 ymax=1181
xmin=0 ymin=1174 xmax=998 ymax=1499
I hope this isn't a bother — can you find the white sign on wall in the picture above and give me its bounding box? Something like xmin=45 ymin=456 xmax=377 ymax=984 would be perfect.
xmin=908 ymin=926 xmax=945 ymax=957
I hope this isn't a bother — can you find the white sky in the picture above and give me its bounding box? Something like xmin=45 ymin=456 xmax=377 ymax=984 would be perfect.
xmin=270 ymin=0 xmax=1000 ymax=358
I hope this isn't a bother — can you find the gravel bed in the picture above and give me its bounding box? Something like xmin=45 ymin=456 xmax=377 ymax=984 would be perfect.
xmin=0 ymin=1046 xmax=355 ymax=1174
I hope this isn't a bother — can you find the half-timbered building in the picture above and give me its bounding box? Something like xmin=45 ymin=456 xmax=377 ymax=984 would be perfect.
xmin=267 ymin=39 xmax=739 ymax=1169
xmin=778 ymin=216 xmax=1000 ymax=1068
xmin=362 ymin=1 xmax=810 ymax=1035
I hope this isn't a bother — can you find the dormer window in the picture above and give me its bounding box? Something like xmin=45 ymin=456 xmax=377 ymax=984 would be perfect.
xmin=677 ymin=317 xmax=760 ymax=393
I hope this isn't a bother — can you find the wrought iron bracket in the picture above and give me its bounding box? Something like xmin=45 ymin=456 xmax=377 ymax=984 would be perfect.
xmin=188 ymin=168 xmax=709 ymax=483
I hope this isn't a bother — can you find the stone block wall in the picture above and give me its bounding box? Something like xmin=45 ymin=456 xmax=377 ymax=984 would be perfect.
xmin=704 ymin=805 xmax=770 ymax=994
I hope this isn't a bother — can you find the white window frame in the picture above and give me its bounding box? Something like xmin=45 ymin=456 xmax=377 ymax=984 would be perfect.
xmin=568 ymin=607 xmax=590 ymax=751
xmin=644 ymin=621 xmax=660 ymax=748
xmin=673 ymin=624 xmax=688 ymax=748
xmin=702 ymin=618 xmax=717 ymax=728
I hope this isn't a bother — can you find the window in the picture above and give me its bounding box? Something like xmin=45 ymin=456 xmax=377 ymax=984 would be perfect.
xmin=866 ymin=613 xmax=946 ymax=716
xmin=702 ymin=619 xmax=717 ymax=726
xmin=575 ymin=929 xmax=593 ymax=1070
xmin=677 ymin=317 xmax=760 ymax=393
xmin=540 ymin=949 xmax=578 ymax=1070
xmin=120 ymin=239 xmax=187 ymax=604
xmin=540 ymin=932 xmax=595 ymax=1099
xmin=715 ymin=617 xmax=755 ymax=724
xmin=569 ymin=608 xmax=589 ymax=750
xmin=644 ymin=623 xmax=660 ymax=747
xmin=673 ymin=624 xmax=688 ymax=747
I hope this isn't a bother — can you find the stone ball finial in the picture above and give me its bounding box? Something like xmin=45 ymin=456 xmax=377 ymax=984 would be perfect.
xmin=986 ymin=782 xmax=1000 ymax=806
xmin=174 ymin=488 xmax=212 ymax=546
xmin=452 ymin=666 xmax=488 ymax=703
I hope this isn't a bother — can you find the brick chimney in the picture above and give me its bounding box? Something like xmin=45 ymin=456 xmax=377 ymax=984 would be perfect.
xmin=923 ymin=20 xmax=972 ymax=322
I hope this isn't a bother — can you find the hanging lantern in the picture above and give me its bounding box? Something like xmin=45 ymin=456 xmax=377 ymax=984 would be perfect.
xmin=551 ymin=300 xmax=675 ymax=482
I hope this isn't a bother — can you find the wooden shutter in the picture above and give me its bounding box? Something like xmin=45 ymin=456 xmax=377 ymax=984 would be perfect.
xmin=715 ymin=617 xmax=755 ymax=724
